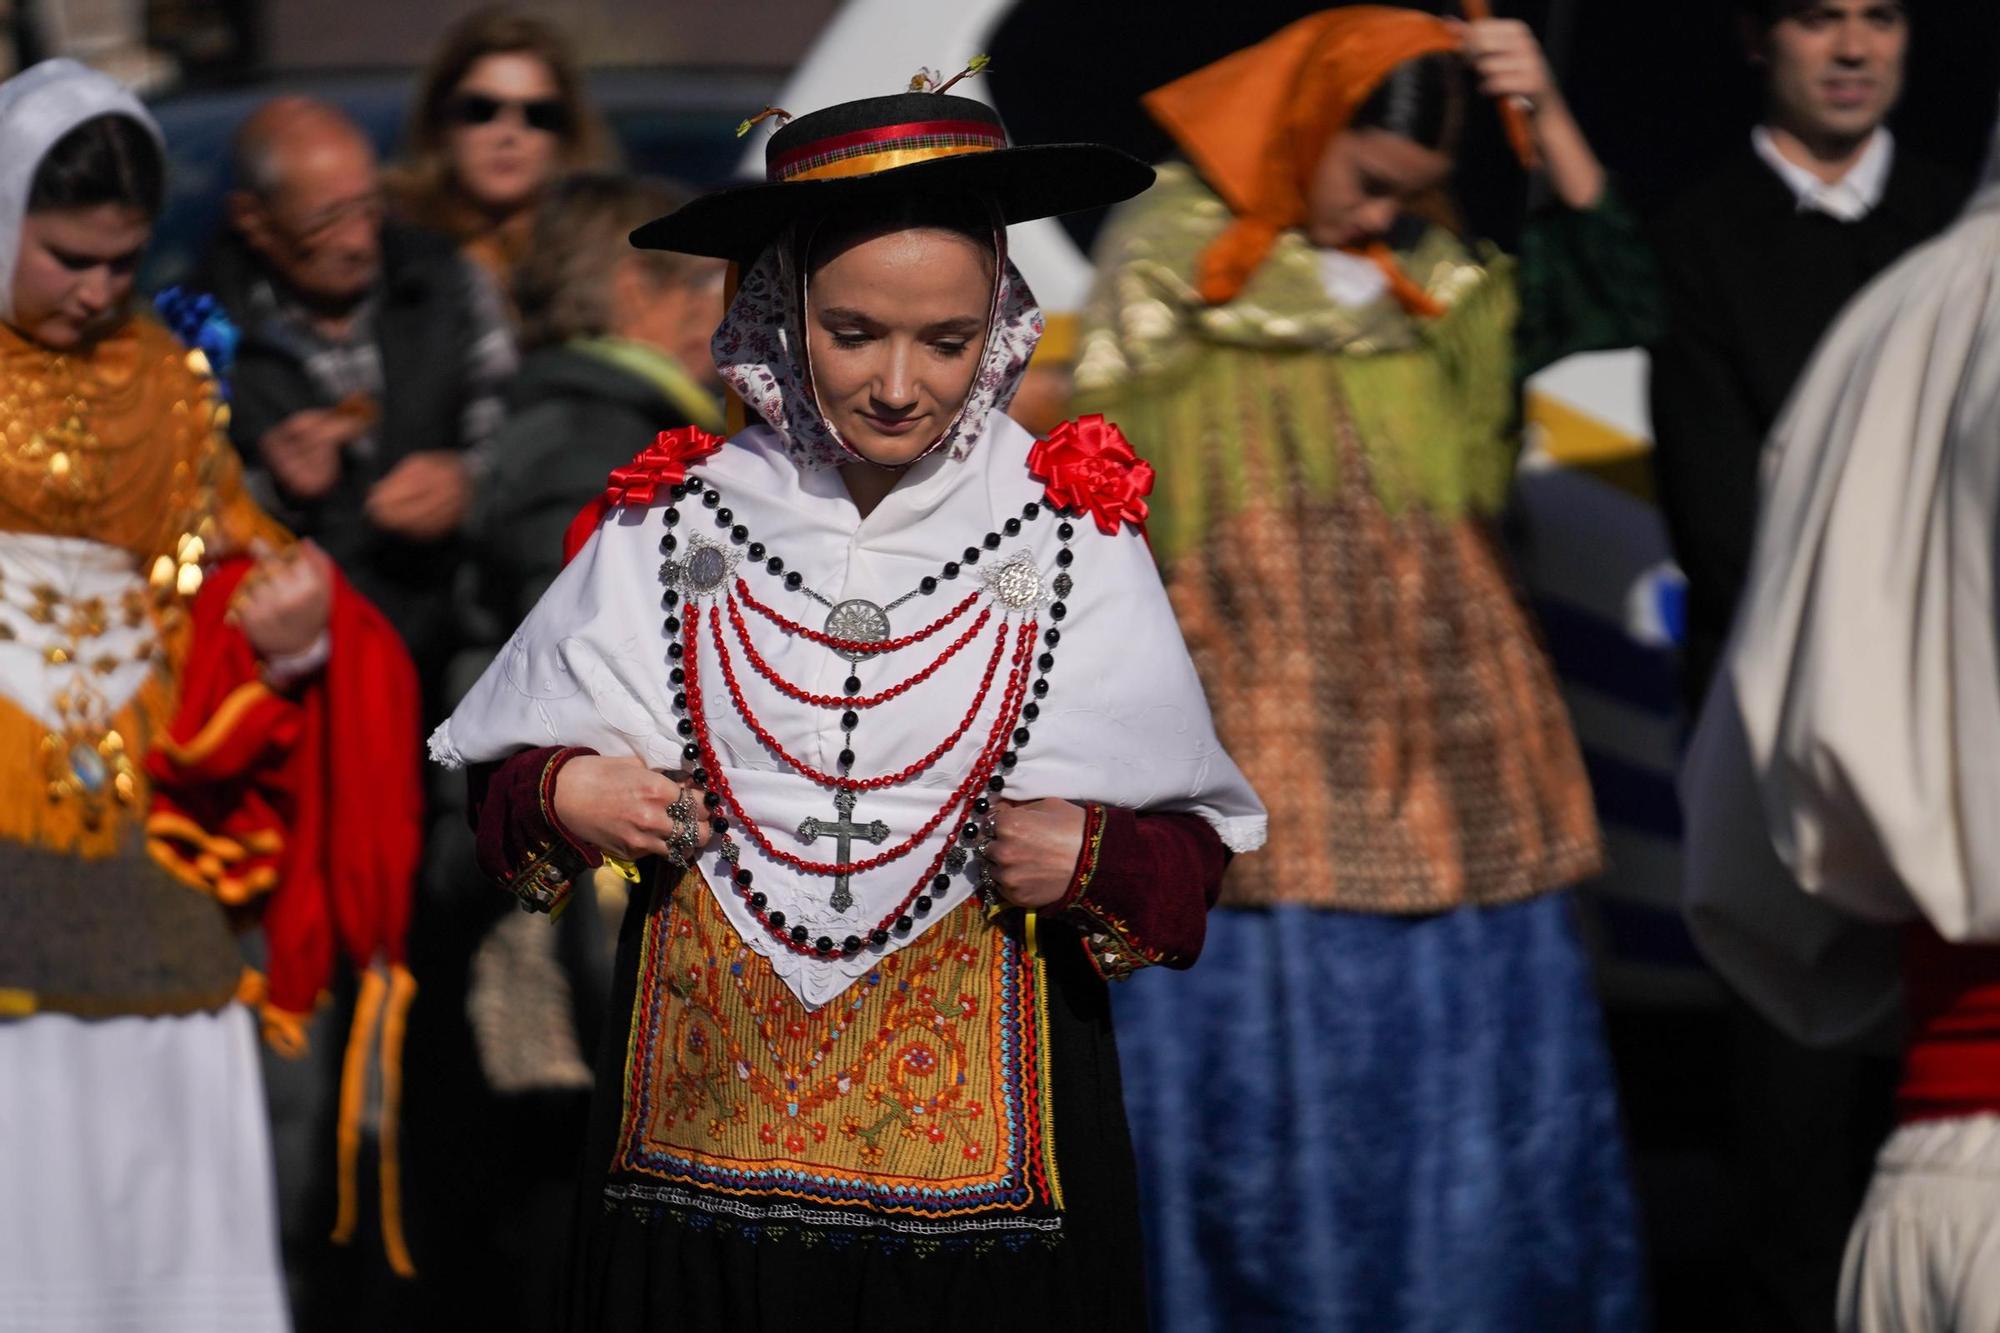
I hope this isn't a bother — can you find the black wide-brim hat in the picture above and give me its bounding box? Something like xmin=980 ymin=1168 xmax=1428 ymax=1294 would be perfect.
xmin=630 ymin=92 xmax=1155 ymax=262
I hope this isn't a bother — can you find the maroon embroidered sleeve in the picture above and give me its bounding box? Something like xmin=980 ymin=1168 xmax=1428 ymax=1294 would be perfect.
xmin=465 ymin=745 xmax=603 ymax=914
xmin=1051 ymin=806 xmax=1228 ymax=980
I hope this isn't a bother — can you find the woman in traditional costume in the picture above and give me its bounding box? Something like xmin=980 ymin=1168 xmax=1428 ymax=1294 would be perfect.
xmin=434 ymin=81 xmax=1266 ymax=1331
xmin=1073 ymin=10 xmax=1652 ymax=1330
xmin=0 ymin=60 xmax=314 ymax=1333
xmin=0 ymin=61 xmax=424 ymax=1331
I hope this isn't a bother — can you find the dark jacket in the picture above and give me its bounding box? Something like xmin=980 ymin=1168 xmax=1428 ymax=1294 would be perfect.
xmin=1648 ymin=142 xmax=1966 ymax=709
xmin=199 ymin=224 xmax=498 ymax=702
xmin=472 ymin=341 xmax=708 ymax=629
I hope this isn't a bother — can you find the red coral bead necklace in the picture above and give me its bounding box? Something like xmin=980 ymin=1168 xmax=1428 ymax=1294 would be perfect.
xmin=655 ymin=472 xmax=1079 ymax=959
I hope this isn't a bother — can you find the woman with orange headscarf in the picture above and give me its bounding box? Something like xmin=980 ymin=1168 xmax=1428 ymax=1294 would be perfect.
xmin=1074 ymin=8 xmax=1657 ymax=1330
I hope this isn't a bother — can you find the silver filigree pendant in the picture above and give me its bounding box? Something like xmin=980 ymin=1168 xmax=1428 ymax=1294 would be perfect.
xmin=660 ymin=534 xmax=739 ymax=599
xmin=982 ymin=549 xmax=1047 ymax=613
xmin=824 ymin=599 xmax=891 ymax=663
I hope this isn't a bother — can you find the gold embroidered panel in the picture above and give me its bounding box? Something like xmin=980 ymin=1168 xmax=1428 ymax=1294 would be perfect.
xmin=611 ymin=871 xmax=1062 ymax=1237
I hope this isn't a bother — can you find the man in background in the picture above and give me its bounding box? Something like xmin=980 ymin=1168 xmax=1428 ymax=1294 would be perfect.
xmin=1650 ymin=3 xmax=1966 ymax=1330
xmin=1651 ymin=0 xmax=1961 ymax=712
xmin=202 ymin=95 xmax=513 ymax=715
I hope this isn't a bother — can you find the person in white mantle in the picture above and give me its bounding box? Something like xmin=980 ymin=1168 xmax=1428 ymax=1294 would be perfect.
xmin=1682 ymin=106 xmax=2000 ymax=1333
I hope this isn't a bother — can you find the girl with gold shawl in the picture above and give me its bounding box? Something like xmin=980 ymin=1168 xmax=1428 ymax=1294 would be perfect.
xmin=0 ymin=60 xmax=341 ymax=1332
xmin=1074 ymin=9 xmax=1653 ymax=1329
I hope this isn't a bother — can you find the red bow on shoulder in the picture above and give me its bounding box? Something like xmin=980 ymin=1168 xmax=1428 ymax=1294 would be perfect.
xmin=1028 ymin=415 xmax=1155 ymax=536
xmin=606 ymin=426 xmax=727 ymax=506
xmin=564 ymin=426 xmax=727 ymax=565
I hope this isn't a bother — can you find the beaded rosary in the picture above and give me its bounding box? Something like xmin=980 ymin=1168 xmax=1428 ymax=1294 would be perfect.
xmin=656 ymin=473 xmax=1078 ymax=960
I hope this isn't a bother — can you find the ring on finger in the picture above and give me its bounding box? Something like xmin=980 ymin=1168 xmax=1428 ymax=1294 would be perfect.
xmin=667 ymin=819 xmax=700 ymax=863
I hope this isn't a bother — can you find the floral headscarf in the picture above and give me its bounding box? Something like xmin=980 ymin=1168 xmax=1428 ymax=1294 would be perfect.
xmin=712 ymin=223 xmax=1045 ymax=470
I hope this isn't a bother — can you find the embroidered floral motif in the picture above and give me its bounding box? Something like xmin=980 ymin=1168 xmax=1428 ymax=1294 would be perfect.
xmin=1068 ymin=903 xmax=1166 ymax=982
xmin=1055 ymin=805 xmax=1177 ymax=980
xmin=613 ymin=870 xmax=1061 ymax=1235
xmin=505 ymin=845 xmax=576 ymax=915
xmin=1055 ymin=804 xmax=1107 ymax=913
xmin=499 ymin=748 xmax=597 ymax=915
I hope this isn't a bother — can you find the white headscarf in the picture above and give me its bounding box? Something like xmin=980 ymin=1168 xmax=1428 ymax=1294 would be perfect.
xmin=0 ymin=59 xmax=163 ymax=323
xmin=713 ymin=228 xmax=1045 ymax=470
xmin=1680 ymin=112 xmax=2000 ymax=1046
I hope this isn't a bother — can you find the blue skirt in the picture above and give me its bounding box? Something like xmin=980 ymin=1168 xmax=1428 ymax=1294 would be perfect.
xmin=1112 ymin=892 xmax=1645 ymax=1333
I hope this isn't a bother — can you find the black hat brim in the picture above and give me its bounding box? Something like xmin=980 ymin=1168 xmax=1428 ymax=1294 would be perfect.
xmin=630 ymin=143 xmax=1155 ymax=262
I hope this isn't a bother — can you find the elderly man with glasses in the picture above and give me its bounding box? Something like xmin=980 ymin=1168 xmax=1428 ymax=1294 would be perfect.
xmin=193 ymin=95 xmax=514 ymax=716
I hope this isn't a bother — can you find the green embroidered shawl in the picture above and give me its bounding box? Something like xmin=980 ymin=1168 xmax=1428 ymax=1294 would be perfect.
xmin=1073 ymin=163 xmax=1520 ymax=565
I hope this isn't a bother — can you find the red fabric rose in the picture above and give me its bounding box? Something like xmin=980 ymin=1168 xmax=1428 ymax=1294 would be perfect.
xmin=563 ymin=426 xmax=727 ymax=565
xmin=1027 ymin=415 xmax=1154 ymax=536
xmin=606 ymin=426 xmax=727 ymax=507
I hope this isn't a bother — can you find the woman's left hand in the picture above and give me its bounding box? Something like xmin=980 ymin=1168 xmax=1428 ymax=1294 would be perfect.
xmin=982 ymin=798 xmax=1089 ymax=910
xmin=1454 ymin=18 xmax=1559 ymax=111
xmin=1449 ymin=15 xmax=1606 ymax=210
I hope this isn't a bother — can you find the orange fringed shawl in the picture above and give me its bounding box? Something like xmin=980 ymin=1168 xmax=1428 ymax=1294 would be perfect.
xmin=1144 ymin=5 xmax=1531 ymax=310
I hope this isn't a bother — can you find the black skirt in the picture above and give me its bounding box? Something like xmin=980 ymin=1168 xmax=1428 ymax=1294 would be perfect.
xmin=560 ymin=866 xmax=1150 ymax=1333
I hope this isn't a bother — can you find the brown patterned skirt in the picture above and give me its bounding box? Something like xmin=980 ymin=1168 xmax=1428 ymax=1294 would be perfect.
xmin=1168 ymin=402 xmax=1601 ymax=914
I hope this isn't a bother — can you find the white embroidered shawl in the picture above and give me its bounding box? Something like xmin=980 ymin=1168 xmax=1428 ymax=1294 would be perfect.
xmin=435 ymin=411 xmax=1266 ymax=1008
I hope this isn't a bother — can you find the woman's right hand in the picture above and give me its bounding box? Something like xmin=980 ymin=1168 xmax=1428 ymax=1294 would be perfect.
xmin=236 ymin=542 xmax=334 ymax=661
xmin=551 ymin=754 xmax=706 ymax=861
xmin=1454 ymin=17 xmax=1559 ymax=110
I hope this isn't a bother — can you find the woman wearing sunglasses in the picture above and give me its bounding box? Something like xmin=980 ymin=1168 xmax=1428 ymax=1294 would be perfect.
xmin=389 ymin=6 xmax=611 ymax=296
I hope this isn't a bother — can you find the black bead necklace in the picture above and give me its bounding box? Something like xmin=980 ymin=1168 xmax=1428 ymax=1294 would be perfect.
xmin=656 ymin=473 xmax=1080 ymax=957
